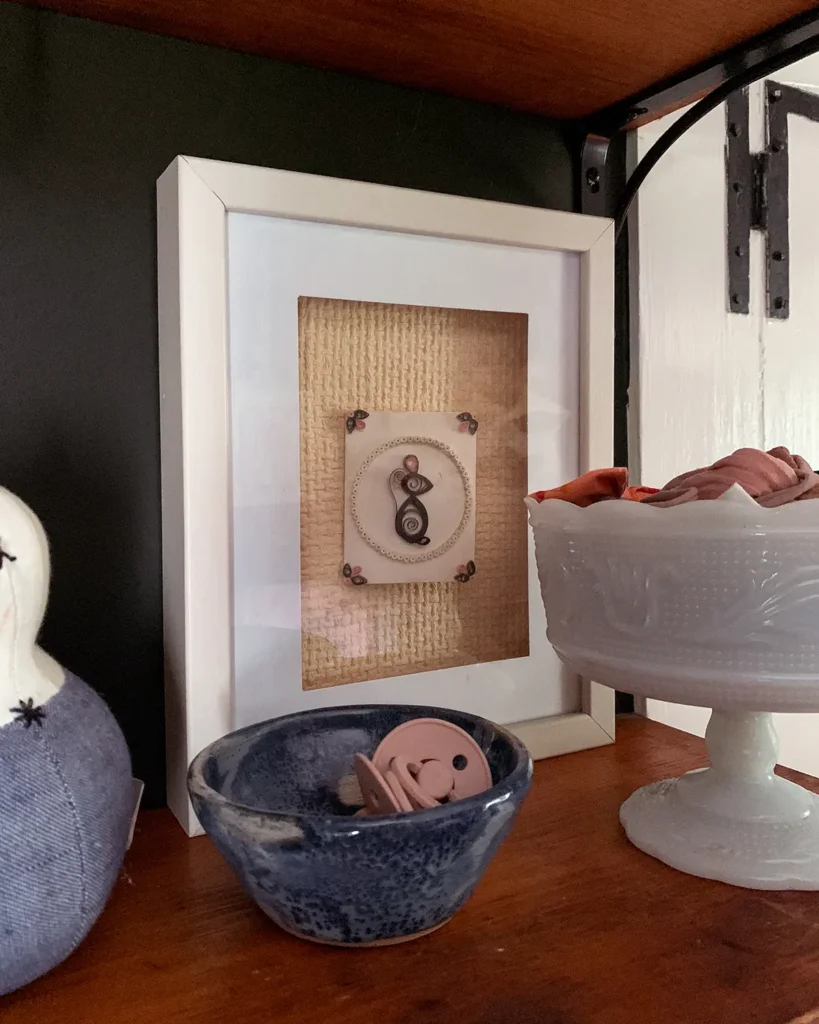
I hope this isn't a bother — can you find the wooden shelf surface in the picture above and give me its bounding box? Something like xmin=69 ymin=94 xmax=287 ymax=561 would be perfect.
xmin=4 ymin=716 xmax=819 ymax=1023
xmin=18 ymin=0 xmax=819 ymax=120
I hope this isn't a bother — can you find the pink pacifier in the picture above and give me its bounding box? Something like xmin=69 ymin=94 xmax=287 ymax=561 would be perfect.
xmin=347 ymin=718 xmax=493 ymax=817
xmin=373 ymin=717 xmax=492 ymax=802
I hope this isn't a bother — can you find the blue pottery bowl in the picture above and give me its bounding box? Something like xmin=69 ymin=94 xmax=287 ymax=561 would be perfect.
xmin=188 ymin=704 xmax=532 ymax=946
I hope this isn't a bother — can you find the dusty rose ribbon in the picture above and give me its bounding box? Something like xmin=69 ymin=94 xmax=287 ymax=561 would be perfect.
xmin=643 ymin=447 xmax=819 ymax=508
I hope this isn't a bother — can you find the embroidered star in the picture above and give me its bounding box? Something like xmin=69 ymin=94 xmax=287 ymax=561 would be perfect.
xmin=10 ymin=698 xmax=46 ymax=729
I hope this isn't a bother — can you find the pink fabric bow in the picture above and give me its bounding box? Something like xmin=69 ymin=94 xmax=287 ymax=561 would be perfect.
xmin=643 ymin=447 xmax=819 ymax=508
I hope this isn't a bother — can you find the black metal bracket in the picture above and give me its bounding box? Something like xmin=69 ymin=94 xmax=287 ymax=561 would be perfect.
xmin=591 ymin=8 xmax=819 ymax=136
xmin=579 ymin=130 xmax=631 ymax=713
xmin=580 ymin=133 xmax=611 ymax=217
xmin=727 ymin=81 xmax=819 ymax=320
xmin=579 ymin=129 xmax=630 ymax=471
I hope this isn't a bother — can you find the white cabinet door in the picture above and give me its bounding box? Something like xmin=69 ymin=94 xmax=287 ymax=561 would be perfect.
xmin=763 ymin=85 xmax=819 ymax=465
xmin=634 ymin=58 xmax=819 ymax=776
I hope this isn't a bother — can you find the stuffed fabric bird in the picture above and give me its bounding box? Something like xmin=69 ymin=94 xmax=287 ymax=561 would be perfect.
xmin=0 ymin=487 xmax=133 ymax=996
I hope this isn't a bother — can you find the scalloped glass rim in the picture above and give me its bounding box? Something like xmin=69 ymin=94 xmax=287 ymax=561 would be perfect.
xmin=525 ymin=483 xmax=819 ymax=536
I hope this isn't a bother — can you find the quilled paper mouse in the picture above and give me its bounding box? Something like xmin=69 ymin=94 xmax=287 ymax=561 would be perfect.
xmin=390 ymin=454 xmax=433 ymax=546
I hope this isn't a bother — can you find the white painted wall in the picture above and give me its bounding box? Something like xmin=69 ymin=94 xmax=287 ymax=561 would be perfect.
xmin=634 ymin=56 xmax=819 ymax=776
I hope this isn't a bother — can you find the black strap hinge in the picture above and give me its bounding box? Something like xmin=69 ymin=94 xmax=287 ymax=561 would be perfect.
xmin=728 ymin=81 xmax=819 ymax=320
xmin=751 ymin=151 xmax=768 ymax=232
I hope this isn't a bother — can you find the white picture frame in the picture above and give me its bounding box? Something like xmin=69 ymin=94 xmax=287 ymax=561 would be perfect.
xmin=158 ymin=156 xmax=615 ymax=834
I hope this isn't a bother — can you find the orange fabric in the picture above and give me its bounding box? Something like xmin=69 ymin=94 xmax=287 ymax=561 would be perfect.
xmin=529 ymin=468 xmax=658 ymax=507
xmin=623 ymin=485 xmax=660 ymax=502
xmin=530 ymin=447 xmax=819 ymax=510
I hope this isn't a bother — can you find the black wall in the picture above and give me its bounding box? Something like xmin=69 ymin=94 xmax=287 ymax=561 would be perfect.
xmin=0 ymin=2 xmax=576 ymax=805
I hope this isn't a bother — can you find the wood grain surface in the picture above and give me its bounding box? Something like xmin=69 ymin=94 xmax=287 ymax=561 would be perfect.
xmin=18 ymin=0 xmax=819 ymax=119
xmin=4 ymin=716 xmax=819 ymax=1023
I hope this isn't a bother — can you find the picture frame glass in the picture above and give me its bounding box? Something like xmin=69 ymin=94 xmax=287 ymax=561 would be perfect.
xmin=227 ymin=212 xmax=581 ymax=730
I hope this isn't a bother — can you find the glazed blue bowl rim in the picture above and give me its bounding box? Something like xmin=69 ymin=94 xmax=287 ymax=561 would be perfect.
xmin=188 ymin=704 xmax=533 ymax=832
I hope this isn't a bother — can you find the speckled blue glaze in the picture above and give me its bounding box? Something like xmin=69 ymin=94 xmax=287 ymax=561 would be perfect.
xmin=188 ymin=705 xmax=532 ymax=945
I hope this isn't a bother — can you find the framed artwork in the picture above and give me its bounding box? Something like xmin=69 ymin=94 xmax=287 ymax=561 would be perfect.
xmin=158 ymin=156 xmax=615 ymax=834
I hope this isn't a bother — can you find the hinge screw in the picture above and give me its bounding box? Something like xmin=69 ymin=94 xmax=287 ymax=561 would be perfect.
xmin=734 ymin=245 xmax=745 ymax=258
xmin=585 ymin=167 xmax=601 ymax=193
xmin=731 ymin=293 xmax=741 ymax=305
xmin=732 ymin=181 xmax=744 ymax=194
xmin=770 ymin=88 xmax=782 ymax=102
xmin=772 ymin=250 xmax=785 ymax=262
xmin=728 ymin=122 xmax=741 ymax=137
xmin=771 ymin=140 xmax=785 ymax=153
xmin=773 ymin=296 xmax=787 ymax=310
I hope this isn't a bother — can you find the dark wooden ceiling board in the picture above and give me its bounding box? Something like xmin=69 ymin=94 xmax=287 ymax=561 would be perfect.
xmin=16 ymin=0 xmax=819 ymax=118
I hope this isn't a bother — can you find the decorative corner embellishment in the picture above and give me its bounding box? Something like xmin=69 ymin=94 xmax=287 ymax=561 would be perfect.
xmin=390 ymin=454 xmax=433 ymax=546
xmin=346 ymin=409 xmax=369 ymax=434
xmin=10 ymin=698 xmax=47 ymax=729
xmin=343 ymin=563 xmax=368 ymax=586
xmin=0 ymin=543 xmax=16 ymax=570
xmin=454 ymin=561 xmax=476 ymax=583
xmin=456 ymin=412 xmax=478 ymax=435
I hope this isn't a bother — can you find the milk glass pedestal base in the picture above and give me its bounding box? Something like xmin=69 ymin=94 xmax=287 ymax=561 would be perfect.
xmin=620 ymin=711 xmax=819 ymax=889
xmin=527 ymin=486 xmax=819 ymax=891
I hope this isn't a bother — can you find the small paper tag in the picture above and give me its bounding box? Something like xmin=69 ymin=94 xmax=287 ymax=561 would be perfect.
xmin=127 ymin=779 xmax=145 ymax=850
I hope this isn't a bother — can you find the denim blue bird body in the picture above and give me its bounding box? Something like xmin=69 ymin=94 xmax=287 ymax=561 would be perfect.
xmin=0 ymin=488 xmax=133 ymax=996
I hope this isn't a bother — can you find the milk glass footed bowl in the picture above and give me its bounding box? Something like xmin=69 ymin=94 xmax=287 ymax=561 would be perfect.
xmin=526 ymin=484 xmax=819 ymax=890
